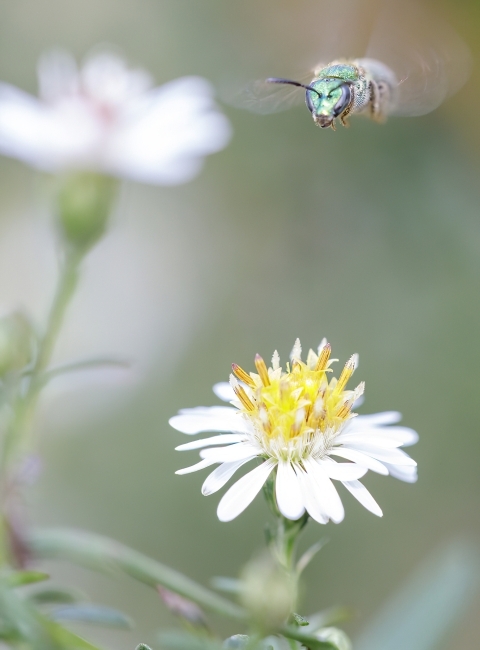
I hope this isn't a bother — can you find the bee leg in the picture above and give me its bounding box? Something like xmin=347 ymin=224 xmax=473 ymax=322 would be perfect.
xmin=340 ymin=114 xmax=350 ymax=128
xmin=330 ymin=119 xmax=336 ymax=131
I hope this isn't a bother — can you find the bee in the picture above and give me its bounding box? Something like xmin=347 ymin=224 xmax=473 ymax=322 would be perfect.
xmin=266 ymin=58 xmax=397 ymax=130
xmin=236 ymin=1 xmax=470 ymax=130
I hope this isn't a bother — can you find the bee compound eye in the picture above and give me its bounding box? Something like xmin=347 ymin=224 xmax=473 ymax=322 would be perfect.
xmin=333 ymin=83 xmax=352 ymax=117
xmin=305 ymin=90 xmax=315 ymax=113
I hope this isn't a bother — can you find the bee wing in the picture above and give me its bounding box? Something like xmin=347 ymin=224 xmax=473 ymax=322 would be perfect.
xmin=230 ymin=74 xmax=313 ymax=115
xmin=366 ymin=0 xmax=471 ymax=117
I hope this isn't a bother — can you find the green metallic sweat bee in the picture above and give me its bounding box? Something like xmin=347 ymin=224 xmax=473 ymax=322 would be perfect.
xmin=267 ymin=58 xmax=396 ymax=130
xmin=236 ymin=1 xmax=470 ymax=130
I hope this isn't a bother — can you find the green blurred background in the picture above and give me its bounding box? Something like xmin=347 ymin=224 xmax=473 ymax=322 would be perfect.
xmin=0 ymin=0 xmax=479 ymax=648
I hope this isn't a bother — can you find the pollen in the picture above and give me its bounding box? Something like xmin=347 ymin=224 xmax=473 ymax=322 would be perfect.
xmin=230 ymin=340 xmax=364 ymax=445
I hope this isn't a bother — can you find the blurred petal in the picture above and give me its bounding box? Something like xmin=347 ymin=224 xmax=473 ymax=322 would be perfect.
xmin=107 ymin=77 xmax=232 ymax=184
xmin=212 ymin=382 xmax=235 ymax=402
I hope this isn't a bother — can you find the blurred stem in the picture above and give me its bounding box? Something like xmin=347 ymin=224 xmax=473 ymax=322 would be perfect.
xmin=0 ymin=247 xmax=85 ymax=565
xmin=1 ymin=247 xmax=83 ymax=470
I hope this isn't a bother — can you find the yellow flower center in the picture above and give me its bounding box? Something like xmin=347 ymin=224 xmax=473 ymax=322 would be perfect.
xmin=231 ymin=339 xmax=364 ymax=445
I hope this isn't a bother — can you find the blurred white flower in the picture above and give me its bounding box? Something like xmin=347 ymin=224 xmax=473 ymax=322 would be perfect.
xmin=170 ymin=338 xmax=418 ymax=523
xmin=0 ymin=49 xmax=231 ymax=184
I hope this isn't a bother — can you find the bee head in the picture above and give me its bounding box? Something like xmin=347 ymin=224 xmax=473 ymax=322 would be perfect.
xmin=306 ymin=79 xmax=352 ymax=129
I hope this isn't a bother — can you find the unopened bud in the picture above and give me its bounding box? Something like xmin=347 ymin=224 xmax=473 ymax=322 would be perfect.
xmin=57 ymin=172 xmax=117 ymax=249
xmin=223 ymin=635 xmax=249 ymax=649
xmin=240 ymin=553 xmax=296 ymax=633
xmin=0 ymin=311 xmax=34 ymax=377
xmin=316 ymin=628 xmax=351 ymax=650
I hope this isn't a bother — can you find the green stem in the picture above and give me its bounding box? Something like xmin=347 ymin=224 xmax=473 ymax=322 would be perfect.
xmin=1 ymin=250 xmax=82 ymax=473
xmin=0 ymin=249 xmax=85 ymax=565
xmin=31 ymin=249 xmax=82 ymax=384
xmin=29 ymin=527 xmax=247 ymax=621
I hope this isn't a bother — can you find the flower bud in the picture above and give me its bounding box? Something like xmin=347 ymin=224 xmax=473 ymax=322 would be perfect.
xmin=57 ymin=172 xmax=117 ymax=249
xmin=316 ymin=627 xmax=352 ymax=650
xmin=223 ymin=635 xmax=249 ymax=649
xmin=0 ymin=311 xmax=34 ymax=377
xmin=240 ymin=553 xmax=296 ymax=634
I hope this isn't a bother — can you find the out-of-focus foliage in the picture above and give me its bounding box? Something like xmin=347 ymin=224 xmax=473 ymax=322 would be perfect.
xmin=355 ymin=541 xmax=480 ymax=650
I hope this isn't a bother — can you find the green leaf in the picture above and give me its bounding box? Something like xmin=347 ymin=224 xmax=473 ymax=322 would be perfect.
xmin=39 ymin=357 xmax=131 ymax=387
xmin=280 ymin=625 xmax=338 ymax=650
xmin=354 ymin=540 xmax=480 ymax=650
xmin=296 ymin=540 xmax=328 ymax=576
xmin=0 ymin=581 xmax=105 ymax=650
xmin=2 ymin=571 xmax=50 ymax=588
xmin=29 ymin=527 xmax=246 ymax=621
xmin=49 ymin=604 xmax=133 ymax=629
xmin=28 ymin=587 xmax=87 ymax=606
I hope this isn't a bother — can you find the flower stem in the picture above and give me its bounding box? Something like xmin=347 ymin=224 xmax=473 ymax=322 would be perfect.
xmin=0 ymin=247 xmax=85 ymax=564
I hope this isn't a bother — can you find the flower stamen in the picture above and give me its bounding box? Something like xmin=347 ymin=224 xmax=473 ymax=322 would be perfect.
xmin=254 ymin=354 xmax=271 ymax=387
xmin=315 ymin=341 xmax=331 ymax=371
xmin=231 ymin=363 xmax=256 ymax=388
xmin=336 ymin=353 xmax=358 ymax=392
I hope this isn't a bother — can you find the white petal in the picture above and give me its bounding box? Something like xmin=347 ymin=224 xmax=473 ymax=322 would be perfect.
xmin=212 ymin=382 xmax=235 ymax=402
xmin=175 ymin=458 xmax=218 ymax=475
xmin=175 ymin=433 xmax=246 ymax=451
xmin=321 ymin=459 xmax=368 ymax=481
xmin=169 ymin=407 xmax=249 ymax=435
xmin=0 ymin=84 xmax=97 ymax=169
xmin=276 ymin=462 xmax=305 ymax=520
xmin=217 ymin=460 xmax=276 ymax=522
xmin=383 ymin=462 xmax=418 ymax=483
xmin=345 ymin=443 xmax=417 ymax=466
xmin=352 ymin=395 xmax=364 ymax=409
xmin=107 ymin=77 xmax=231 ymax=185
xmin=200 ymin=443 xmax=259 ymax=463
xmin=202 ymin=458 xmax=254 ymax=495
xmin=330 ymin=447 xmax=389 ymax=475
xmin=38 ymin=49 xmax=78 ymax=102
xmin=388 ymin=426 xmax=419 ymax=447
xmin=304 ymin=459 xmax=344 ymax=524
xmin=351 ymin=411 xmax=402 ymax=427
xmin=296 ymin=466 xmax=328 ymax=524
xmin=337 ymin=427 xmax=419 ymax=448
xmin=341 ymin=480 xmax=383 ymax=517
xmin=336 ymin=432 xmax=402 ymax=449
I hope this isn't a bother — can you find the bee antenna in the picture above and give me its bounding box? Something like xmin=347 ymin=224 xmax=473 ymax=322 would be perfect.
xmin=266 ymin=78 xmax=321 ymax=97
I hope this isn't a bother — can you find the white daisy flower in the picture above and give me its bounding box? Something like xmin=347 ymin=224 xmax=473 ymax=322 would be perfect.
xmin=170 ymin=339 xmax=418 ymax=524
xmin=0 ymin=49 xmax=231 ymax=184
